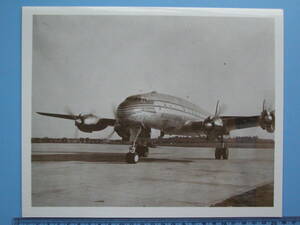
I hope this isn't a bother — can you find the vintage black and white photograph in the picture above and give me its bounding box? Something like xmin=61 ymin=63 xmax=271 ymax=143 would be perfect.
xmin=22 ymin=7 xmax=283 ymax=217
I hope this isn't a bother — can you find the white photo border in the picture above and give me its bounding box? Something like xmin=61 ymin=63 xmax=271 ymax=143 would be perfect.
xmin=22 ymin=6 xmax=284 ymax=218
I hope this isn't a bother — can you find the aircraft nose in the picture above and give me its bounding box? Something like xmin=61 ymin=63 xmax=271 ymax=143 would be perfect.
xmin=116 ymin=102 xmax=126 ymax=119
xmin=116 ymin=100 xmax=139 ymax=120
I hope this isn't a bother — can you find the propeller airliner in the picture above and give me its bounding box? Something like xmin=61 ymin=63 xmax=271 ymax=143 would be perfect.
xmin=37 ymin=91 xmax=275 ymax=164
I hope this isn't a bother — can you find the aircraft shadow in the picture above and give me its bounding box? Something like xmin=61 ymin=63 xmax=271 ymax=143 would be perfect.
xmin=32 ymin=152 xmax=193 ymax=164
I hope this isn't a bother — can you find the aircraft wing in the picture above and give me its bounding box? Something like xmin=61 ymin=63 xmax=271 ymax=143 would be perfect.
xmin=37 ymin=112 xmax=116 ymax=132
xmin=221 ymin=116 xmax=260 ymax=131
xmin=185 ymin=113 xmax=274 ymax=137
xmin=37 ymin=112 xmax=79 ymax=120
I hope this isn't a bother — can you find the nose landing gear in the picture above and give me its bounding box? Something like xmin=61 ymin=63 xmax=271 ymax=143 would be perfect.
xmin=126 ymin=145 xmax=149 ymax=163
xmin=125 ymin=127 xmax=150 ymax=164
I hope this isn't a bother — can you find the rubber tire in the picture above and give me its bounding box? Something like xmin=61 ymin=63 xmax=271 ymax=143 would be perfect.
xmin=126 ymin=152 xmax=139 ymax=164
xmin=142 ymin=148 xmax=149 ymax=157
xmin=136 ymin=146 xmax=149 ymax=157
xmin=222 ymin=148 xmax=229 ymax=160
xmin=215 ymin=148 xmax=221 ymax=160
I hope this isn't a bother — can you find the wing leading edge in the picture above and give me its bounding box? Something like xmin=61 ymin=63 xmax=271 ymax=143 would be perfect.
xmin=185 ymin=113 xmax=274 ymax=138
xmin=37 ymin=112 xmax=116 ymax=133
xmin=37 ymin=112 xmax=78 ymax=120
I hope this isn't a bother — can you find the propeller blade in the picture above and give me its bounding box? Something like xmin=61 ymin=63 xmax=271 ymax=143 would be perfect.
xmin=263 ymin=99 xmax=266 ymax=111
xmin=74 ymin=127 xmax=79 ymax=139
xmin=112 ymin=104 xmax=118 ymax=118
xmin=64 ymin=106 xmax=74 ymax=116
xmin=218 ymin=103 xmax=227 ymax=116
xmin=104 ymin=129 xmax=115 ymax=140
xmin=214 ymin=100 xmax=220 ymax=117
xmin=262 ymin=99 xmax=274 ymax=113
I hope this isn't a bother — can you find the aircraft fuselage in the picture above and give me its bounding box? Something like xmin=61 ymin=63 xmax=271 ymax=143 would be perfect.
xmin=117 ymin=92 xmax=209 ymax=135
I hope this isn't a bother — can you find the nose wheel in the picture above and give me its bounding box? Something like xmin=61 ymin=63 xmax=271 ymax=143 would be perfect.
xmin=126 ymin=145 xmax=149 ymax=163
xmin=126 ymin=152 xmax=140 ymax=164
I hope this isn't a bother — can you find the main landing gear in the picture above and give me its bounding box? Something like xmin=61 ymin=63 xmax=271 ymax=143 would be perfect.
xmin=215 ymin=136 xmax=229 ymax=160
xmin=125 ymin=127 xmax=150 ymax=164
xmin=215 ymin=146 xmax=229 ymax=160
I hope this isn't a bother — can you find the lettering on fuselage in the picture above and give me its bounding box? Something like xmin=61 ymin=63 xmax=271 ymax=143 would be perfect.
xmin=117 ymin=92 xmax=208 ymax=133
xmin=152 ymin=100 xmax=205 ymax=119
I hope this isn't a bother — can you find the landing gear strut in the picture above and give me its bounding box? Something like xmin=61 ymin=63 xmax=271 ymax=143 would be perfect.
xmin=125 ymin=127 xmax=150 ymax=164
xmin=215 ymin=136 xmax=229 ymax=160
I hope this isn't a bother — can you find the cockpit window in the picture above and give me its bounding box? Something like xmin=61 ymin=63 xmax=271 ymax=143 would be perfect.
xmin=141 ymin=98 xmax=147 ymax=103
xmin=124 ymin=96 xmax=153 ymax=104
xmin=126 ymin=96 xmax=141 ymax=101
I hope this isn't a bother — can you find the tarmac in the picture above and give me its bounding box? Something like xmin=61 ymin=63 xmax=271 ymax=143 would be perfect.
xmin=32 ymin=143 xmax=274 ymax=207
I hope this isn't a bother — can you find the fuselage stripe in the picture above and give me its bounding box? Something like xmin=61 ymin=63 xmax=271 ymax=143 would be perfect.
xmin=118 ymin=103 xmax=206 ymax=119
xmin=152 ymin=99 xmax=209 ymax=116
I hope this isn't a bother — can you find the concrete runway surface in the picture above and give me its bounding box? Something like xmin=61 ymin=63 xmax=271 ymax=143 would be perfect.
xmin=32 ymin=143 xmax=274 ymax=207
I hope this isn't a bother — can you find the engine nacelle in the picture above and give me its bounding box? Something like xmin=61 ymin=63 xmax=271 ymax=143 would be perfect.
xmin=202 ymin=116 xmax=228 ymax=139
xmin=75 ymin=114 xmax=115 ymax=133
xmin=259 ymin=110 xmax=275 ymax=133
xmin=114 ymin=125 xmax=130 ymax=141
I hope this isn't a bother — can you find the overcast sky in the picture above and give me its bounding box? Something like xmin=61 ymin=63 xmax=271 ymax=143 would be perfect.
xmin=31 ymin=14 xmax=275 ymax=139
